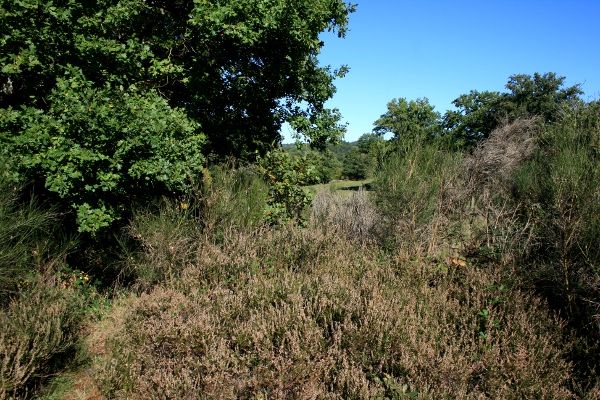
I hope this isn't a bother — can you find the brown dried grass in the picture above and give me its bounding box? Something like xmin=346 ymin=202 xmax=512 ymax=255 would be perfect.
xmin=446 ymin=118 xmax=541 ymax=263
xmin=461 ymin=117 xmax=538 ymax=200
xmin=310 ymin=188 xmax=382 ymax=245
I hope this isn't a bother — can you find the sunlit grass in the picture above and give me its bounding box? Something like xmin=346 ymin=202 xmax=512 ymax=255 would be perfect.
xmin=305 ymin=178 xmax=373 ymax=194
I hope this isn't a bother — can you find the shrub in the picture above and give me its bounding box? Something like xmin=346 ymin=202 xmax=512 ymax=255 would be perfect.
xmin=454 ymin=109 xmax=600 ymax=392
xmin=94 ymin=219 xmax=574 ymax=399
xmin=126 ymin=198 xmax=202 ymax=289
xmin=1 ymin=67 xmax=204 ymax=234
xmin=257 ymin=149 xmax=316 ymax=225
xmin=0 ymin=162 xmax=59 ymax=304
xmin=373 ymin=137 xmax=462 ymax=256
xmin=461 ymin=117 xmax=538 ymax=200
xmin=0 ymin=279 xmax=81 ymax=399
xmin=511 ymin=102 xmax=600 ymax=327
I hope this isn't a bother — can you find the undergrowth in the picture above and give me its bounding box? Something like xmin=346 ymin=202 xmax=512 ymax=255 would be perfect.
xmin=3 ymin=106 xmax=600 ymax=398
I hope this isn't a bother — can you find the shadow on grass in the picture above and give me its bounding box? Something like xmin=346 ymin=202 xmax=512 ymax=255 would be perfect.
xmin=339 ymin=182 xmax=373 ymax=191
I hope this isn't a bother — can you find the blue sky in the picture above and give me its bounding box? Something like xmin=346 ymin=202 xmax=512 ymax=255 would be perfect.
xmin=283 ymin=0 xmax=600 ymax=143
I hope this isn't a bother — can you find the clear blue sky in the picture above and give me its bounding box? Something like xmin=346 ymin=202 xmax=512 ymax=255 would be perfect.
xmin=283 ymin=0 xmax=600 ymax=143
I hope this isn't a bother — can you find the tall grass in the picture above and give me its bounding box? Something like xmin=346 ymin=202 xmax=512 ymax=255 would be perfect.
xmin=0 ymin=168 xmax=58 ymax=304
xmin=370 ymin=115 xmax=600 ymax=394
xmin=457 ymin=118 xmax=540 ymax=260
xmin=0 ymin=161 xmax=90 ymax=399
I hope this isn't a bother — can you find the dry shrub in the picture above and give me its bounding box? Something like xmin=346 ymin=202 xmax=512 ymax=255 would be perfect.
xmin=184 ymin=219 xmax=353 ymax=287
xmin=446 ymin=118 xmax=540 ymax=262
xmin=127 ymin=198 xmax=202 ymax=289
xmin=583 ymin=381 xmax=600 ymax=400
xmin=0 ymin=278 xmax=81 ymax=399
xmin=461 ymin=117 xmax=538 ymax=200
xmin=94 ymin=222 xmax=573 ymax=399
xmin=310 ymin=188 xmax=382 ymax=245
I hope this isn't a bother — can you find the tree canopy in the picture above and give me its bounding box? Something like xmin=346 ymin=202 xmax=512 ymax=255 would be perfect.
xmin=373 ymin=97 xmax=442 ymax=142
xmin=0 ymin=0 xmax=355 ymax=232
xmin=443 ymin=72 xmax=583 ymax=148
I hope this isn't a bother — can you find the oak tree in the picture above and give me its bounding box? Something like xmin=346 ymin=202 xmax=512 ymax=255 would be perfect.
xmin=0 ymin=0 xmax=355 ymax=231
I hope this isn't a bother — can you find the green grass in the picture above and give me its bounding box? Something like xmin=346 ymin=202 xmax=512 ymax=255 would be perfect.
xmin=305 ymin=179 xmax=373 ymax=194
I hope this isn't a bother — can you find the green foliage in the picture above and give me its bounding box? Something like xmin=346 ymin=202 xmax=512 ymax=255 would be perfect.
xmin=304 ymin=150 xmax=343 ymax=183
xmin=339 ymin=133 xmax=387 ymax=180
xmin=285 ymin=142 xmax=358 ymax=183
xmin=0 ymin=0 xmax=354 ymax=157
xmin=504 ymin=72 xmax=583 ymax=122
xmin=511 ymin=101 xmax=600 ymax=320
xmin=373 ymin=137 xmax=461 ymax=239
xmin=257 ymin=149 xmax=315 ymax=225
xmin=0 ymin=0 xmax=355 ymax=232
xmin=2 ymin=67 xmax=204 ymax=233
xmin=342 ymin=147 xmax=374 ymax=180
xmin=442 ymin=90 xmax=502 ymax=148
xmin=327 ymin=140 xmax=358 ymax=160
xmin=356 ymin=132 xmax=384 ymax=154
xmin=373 ymin=97 xmax=442 ymax=142
xmin=443 ymin=72 xmax=583 ymax=148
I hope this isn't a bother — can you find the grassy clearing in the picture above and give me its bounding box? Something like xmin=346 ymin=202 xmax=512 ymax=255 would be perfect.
xmin=305 ymin=179 xmax=373 ymax=194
